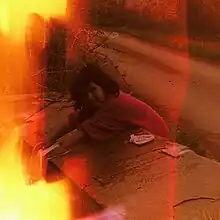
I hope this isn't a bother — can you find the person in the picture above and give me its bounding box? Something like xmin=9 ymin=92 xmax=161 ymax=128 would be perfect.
xmin=46 ymin=63 xmax=169 ymax=155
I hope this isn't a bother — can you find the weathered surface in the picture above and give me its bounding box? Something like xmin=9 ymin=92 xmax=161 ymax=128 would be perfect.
xmin=46 ymin=162 xmax=103 ymax=219
xmin=191 ymin=199 xmax=220 ymax=219
xmin=91 ymin=0 xmax=220 ymax=32
xmin=21 ymin=102 xmax=220 ymax=219
xmin=101 ymin=33 xmax=220 ymax=160
xmin=4 ymin=100 xmax=103 ymax=219
xmin=125 ymin=0 xmax=179 ymax=21
xmin=53 ymin=138 xmax=220 ymax=220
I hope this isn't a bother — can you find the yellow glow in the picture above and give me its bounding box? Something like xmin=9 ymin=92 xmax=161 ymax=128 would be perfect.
xmin=0 ymin=0 xmax=72 ymax=219
xmin=0 ymin=0 xmax=67 ymax=40
xmin=0 ymin=0 xmax=9 ymax=34
xmin=0 ymin=0 xmax=67 ymax=92
xmin=0 ymin=127 xmax=72 ymax=220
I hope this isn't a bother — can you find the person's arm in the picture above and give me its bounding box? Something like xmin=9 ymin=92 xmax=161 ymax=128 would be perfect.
xmin=48 ymin=105 xmax=96 ymax=146
xmin=48 ymin=121 xmax=71 ymax=147
xmin=44 ymin=129 xmax=86 ymax=158
xmin=47 ymin=110 xmax=82 ymax=147
xmin=56 ymin=128 xmax=86 ymax=148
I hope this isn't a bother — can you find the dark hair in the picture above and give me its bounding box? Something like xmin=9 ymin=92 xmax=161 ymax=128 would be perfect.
xmin=69 ymin=63 xmax=120 ymax=110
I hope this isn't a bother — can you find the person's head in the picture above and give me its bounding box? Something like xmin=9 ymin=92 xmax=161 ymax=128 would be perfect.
xmin=69 ymin=63 xmax=120 ymax=110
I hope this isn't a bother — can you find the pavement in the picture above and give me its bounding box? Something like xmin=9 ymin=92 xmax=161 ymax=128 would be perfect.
xmin=100 ymin=33 xmax=220 ymax=160
xmin=19 ymin=101 xmax=220 ymax=220
xmin=3 ymin=32 xmax=220 ymax=218
xmin=46 ymin=161 xmax=103 ymax=219
xmin=1 ymin=98 xmax=103 ymax=220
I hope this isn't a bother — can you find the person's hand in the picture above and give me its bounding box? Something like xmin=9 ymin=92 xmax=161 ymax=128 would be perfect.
xmin=42 ymin=142 xmax=70 ymax=160
xmin=39 ymin=129 xmax=85 ymax=160
xmin=46 ymin=129 xmax=85 ymax=159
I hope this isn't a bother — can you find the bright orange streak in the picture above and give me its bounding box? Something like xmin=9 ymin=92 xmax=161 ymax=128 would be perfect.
xmin=0 ymin=0 xmax=68 ymax=93
xmin=0 ymin=127 xmax=71 ymax=220
xmin=0 ymin=0 xmax=73 ymax=219
xmin=0 ymin=0 xmax=67 ymax=40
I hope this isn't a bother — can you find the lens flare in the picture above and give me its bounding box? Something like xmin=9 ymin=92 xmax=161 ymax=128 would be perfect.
xmin=0 ymin=126 xmax=72 ymax=220
xmin=0 ymin=0 xmax=67 ymax=40
xmin=0 ymin=0 xmax=72 ymax=219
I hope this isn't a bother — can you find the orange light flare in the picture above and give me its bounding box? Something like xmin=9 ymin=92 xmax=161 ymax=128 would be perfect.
xmin=0 ymin=126 xmax=71 ymax=220
xmin=0 ymin=0 xmax=67 ymax=94
xmin=0 ymin=0 xmax=67 ymax=40
xmin=0 ymin=0 xmax=73 ymax=219
xmin=124 ymin=1 xmax=190 ymax=219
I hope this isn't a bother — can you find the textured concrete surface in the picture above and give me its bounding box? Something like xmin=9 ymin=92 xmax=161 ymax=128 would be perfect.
xmin=54 ymin=136 xmax=220 ymax=220
xmin=47 ymin=162 xmax=103 ymax=219
xmin=21 ymin=102 xmax=220 ymax=219
xmin=100 ymin=33 xmax=220 ymax=160
xmin=1 ymin=100 xmax=102 ymax=219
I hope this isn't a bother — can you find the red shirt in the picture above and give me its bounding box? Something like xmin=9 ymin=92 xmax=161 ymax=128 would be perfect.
xmin=79 ymin=92 xmax=169 ymax=140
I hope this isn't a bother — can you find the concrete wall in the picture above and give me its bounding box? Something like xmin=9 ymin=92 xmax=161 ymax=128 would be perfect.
xmin=125 ymin=0 xmax=179 ymax=21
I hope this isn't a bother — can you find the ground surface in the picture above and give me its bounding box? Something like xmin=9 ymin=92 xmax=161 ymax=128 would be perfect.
xmin=100 ymin=33 xmax=220 ymax=160
xmin=0 ymin=96 xmax=102 ymax=219
xmin=21 ymin=101 xmax=220 ymax=220
xmin=3 ymin=89 xmax=220 ymax=219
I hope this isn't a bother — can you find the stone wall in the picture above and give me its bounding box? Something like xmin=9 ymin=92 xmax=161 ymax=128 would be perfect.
xmin=89 ymin=0 xmax=220 ymax=36
xmin=125 ymin=0 xmax=179 ymax=21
